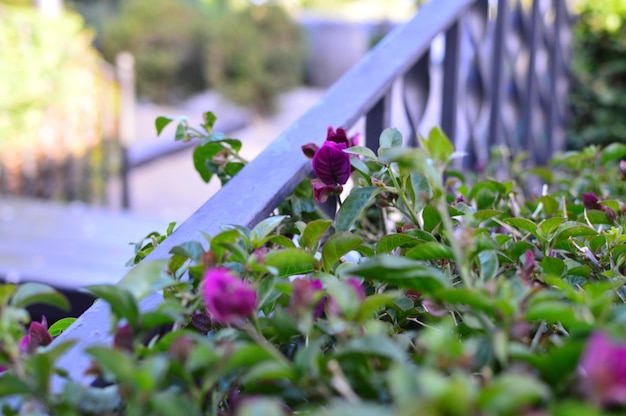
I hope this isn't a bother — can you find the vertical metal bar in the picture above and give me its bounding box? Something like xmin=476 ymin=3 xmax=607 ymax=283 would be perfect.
xmin=441 ymin=19 xmax=461 ymax=141
xmin=521 ymin=0 xmax=540 ymax=162
xmin=365 ymin=91 xmax=392 ymax=151
xmin=488 ymin=0 xmax=509 ymax=149
xmin=403 ymin=52 xmax=431 ymax=147
xmin=548 ymin=0 xmax=567 ymax=155
xmin=116 ymin=52 xmax=135 ymax=209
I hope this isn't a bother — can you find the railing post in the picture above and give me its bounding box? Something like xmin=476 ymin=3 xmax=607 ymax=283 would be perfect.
xmin=403 ymin=52 xmax=431 ymax=146
xmin=116 ymin=52 xmax=135 ymax=209
xmin=441 ymin=20 xmax=461 ymax=141
xmin=547 ymin=0 xmax=569 ymax=155
xmin=488 ymin=0 xmax=509 ymax=151
xmin=365 ymin=92 xmax=392 ymax=150
xmin=521 ymin=0 xmax=540 ymax=163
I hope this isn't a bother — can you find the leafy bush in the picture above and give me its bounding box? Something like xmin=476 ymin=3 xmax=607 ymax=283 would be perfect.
xmin=100 ymin=0 xmax=208 ymax=103
xmin=4 ymin=113 xmax=626 ymax=414
xmin=204 ymin=3 xmax=306 ymax=113
xmin=568 ymin=0 xmax=626 ymax=149
xmin=100 ymin=1 xmax=306 ymax=111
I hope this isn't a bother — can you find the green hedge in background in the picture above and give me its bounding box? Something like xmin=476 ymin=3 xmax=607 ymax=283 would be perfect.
xmin=0 ymin=4 xmax=112 ymax=155
xmin=99 ymin=1 xmax=306 ymax=112
xmin=568 ymin=0 xmax=626 ymax=149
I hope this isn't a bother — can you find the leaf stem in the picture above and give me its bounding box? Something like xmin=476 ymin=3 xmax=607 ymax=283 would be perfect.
xmin=387 ymin=165 xmax=420 ymax=227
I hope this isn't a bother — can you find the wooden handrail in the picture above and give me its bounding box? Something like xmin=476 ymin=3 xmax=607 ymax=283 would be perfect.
xmin=50 ymin=0 xmax=571 ymax=390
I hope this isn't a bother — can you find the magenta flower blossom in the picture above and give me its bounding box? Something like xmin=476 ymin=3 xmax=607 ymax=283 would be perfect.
xmin=326 ymin=127 xmax=359 ymax=148
xmin=312 ymin=140 xmax=351 ymax=186
xmin=582 ymin=193 xmax=602 ymax=210
xmin=578 ymin=331 xmax=626 ymax=406
xmin=19 ymin=316 xmax=52 ymax=354
xmin=203 ymin=268 xmax=257 ymax=325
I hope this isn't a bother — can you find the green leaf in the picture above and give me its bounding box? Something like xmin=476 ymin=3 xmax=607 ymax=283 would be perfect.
xmin=503 ymin=218 xmax=538 ymax=237
xmin=322 ymin=232 xmax=363 ymax=272
xmin=48 ymin=317 xmax=77 ymax=337
xmin=525 ymin=300 xmax=579 ymax=328
xmin=421 ymin=204 xmax=441 ymax=232
xmin=346 ymin=255 xmax=449 ymax=293
xmin=242 ymin=361 xmax=295 ymax=385
xmin=344 ymin=146 xmax=378 ymax=160
xmin=155 ymin=116 xmax=173 ymax=136
xmin=118 ymin=259 xmax=172 ymax=301
xmin=10 ymin=282 xmax=70 ymax=311
xmin=432 ymin=287 xmax=495 ymax=315
xmin=479 ymin=373 xmax=550 ymax=414
xmin=337 ymin=335 xmax=406 ymax=362
xmin=419 ymin=127 xmax=454 ymax=163
xmin=357 ymin=292 xmax=400 ymax=322
xmin=478 ymin=249 xmax=499 ymax=281
xmin=473 ymin=209 xmax=503 ymax=222
xmin=192 ymin=142 xmax=223 ymax=182
xmin=538 ymin=217 xmax=565 ymax=238
xmin=174 ymin=122 xmax=186 ymax=141
xmin=379 ymin=127 xmax=403 ymax=150
xmin=335 ymin=187 xmax=379 ymax=232
xmin=551 ymin=222 xmax=597 ymax=246
xmin=0 ymin=373 xmax=33 ymax=396
xmin=86 ymin=346 xmax=136 ymax=381
xmin=169 ymin=241 xmax=205 ymax=262
xmin=600 ymin=142 xmax=626 ymax=165
xmin=250 ymin=215 xmax=287 ymax=246
xmin=236 ymin=398 xmax=288 ymax=416
xmin=376 ymin=234 xmax=419 ymax=254
xmin=265 ymin=248 xmax=317 ymax=277
xmin=301 ymin=219 xmax=332 ymax=251
xmin=203 ymin=111 xmax=217 ymax=130
xmin=405 ymin=241 xmax=453 ymax=261
xmin=84 ymin=285 xmax=139 ymax=325
xmin=309 ymin=401 xmax=394 ymax=416
xmin=151 ymin=391 xmax=202 ymax=416
xmin=541 ymin=256 xmax=566 ymax=276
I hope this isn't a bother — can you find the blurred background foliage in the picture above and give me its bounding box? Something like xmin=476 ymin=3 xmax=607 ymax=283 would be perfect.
xmin=0 ymin=2 xmax=115 ymax=156
xmin=568 ymin=0 xmax=626 ymax=149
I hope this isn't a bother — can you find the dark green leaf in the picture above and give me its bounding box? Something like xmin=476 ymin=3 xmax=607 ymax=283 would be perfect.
xmin=337 ymin=335 xmax=406 ymax=362
xmin=10 ymin=282 xmax=69 ymax=311
xmin=322 ymin=232 xmax=363 ymax=272
xmin=86 ymin=346 xmax=136 ymax=381
xmin=193 ymin=142 xmax=223 ymax=182
xmin=478 ymin=249 xmax=499 ymax=281
xmin=376 ymin=234 xmax=419 ymax=254
xmin=336 ymin=187 xmax=379 ymax=232
xmin=405 ymin=241 xmax=453 ymax=261
xmin=346 ymin=255 xmax=449 ymax=292
xmin=422 ymin=204 xmax=441 ymax=232
xmin=0 ymin=373 xmax=33 ymax=396
xmin=479 ymin=373 xmax=550 ymax=414
xmin=541 ymin=256 xmax=566 ymax=276
xmin=503 ymin=218 xmax=538 ymax=237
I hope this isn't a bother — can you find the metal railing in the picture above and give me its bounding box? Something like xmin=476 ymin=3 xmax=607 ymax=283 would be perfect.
xmin=50 ymin=0 xmax=572 ymax=389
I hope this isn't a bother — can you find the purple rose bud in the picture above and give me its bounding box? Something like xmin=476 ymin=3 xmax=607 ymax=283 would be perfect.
xmin=326 ymin=126 xmax=359 ymax=148
xmin=20 ymin=316 xmax=52 ymax=354
xmin=520 ymin=250 xmax=536 ymax=283
xmin=203 ymin=268 xmax=257 ymax=325
xmin=289 ymin=278 xmax=325 ymax=318
xmin=312 ymin=141 xmax=351 ymax=185
xmin=620 ymin=160 xmax=626 ymax=180
xmin=579 ymin=332 xmax=626 ymax=406
xmin=311 ymin=179 xmax=343 ymax=203
xmin=582 ymin=193 xmax=601 ymax=210
xmin=301 ymin=142 xmax=319 ymax=159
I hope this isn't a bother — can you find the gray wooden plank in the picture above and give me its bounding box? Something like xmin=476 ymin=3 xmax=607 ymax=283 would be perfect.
xmin=0 ymin=196 xmax=167 ymax=288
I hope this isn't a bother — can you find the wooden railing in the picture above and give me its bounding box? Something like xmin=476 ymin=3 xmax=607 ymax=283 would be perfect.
xmin=50 ymin=0 xmax=572 ymax=389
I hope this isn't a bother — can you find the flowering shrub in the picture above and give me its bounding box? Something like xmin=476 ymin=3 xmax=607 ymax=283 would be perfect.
xmin=4 ymin=116 xmax=626 ymax=414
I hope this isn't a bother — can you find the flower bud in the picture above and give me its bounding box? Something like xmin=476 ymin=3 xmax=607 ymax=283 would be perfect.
xmin=312 ymin=141 xmax=351 ymax=185
xmin=19 ymin=316 xmax=52 ymax=354
xmin=579 ymin=332 xmax=626 ymax=406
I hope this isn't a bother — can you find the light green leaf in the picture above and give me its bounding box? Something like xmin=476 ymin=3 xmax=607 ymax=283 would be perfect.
xmin=405 ymin=241 xmax=454 ymax=261
xmin=265 ymin=248 xmax=317 ymax=277
xmin=301 ymin=219 xmax=332 ymax=251
xmin=419 ymin=126 xmax=454 ymax=162
xmin=10 ymin=282 xmax=69 ymax=311
xmin=344 ymin=146 xmax=378 ymax=160
xmin=379 ymin=127 xmax=403 ymax=150
xmin=600 ymin=142 xmax=626 ymax=165
xmin=250 ymin=215 xmax=287 ymax=246
xmin=118 ymin=259 xmax=171 ymax=300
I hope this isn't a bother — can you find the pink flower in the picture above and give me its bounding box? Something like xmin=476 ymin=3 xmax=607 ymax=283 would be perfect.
xmin=578 ymin=331 xmax=626 ymax=406
xmin=312 ymin=140 xmax=351 ymax=186
xmin=19 ymin=316 xmax=52 ymax=354
xmin=203 ymin=268 xmax=257 ymax=325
